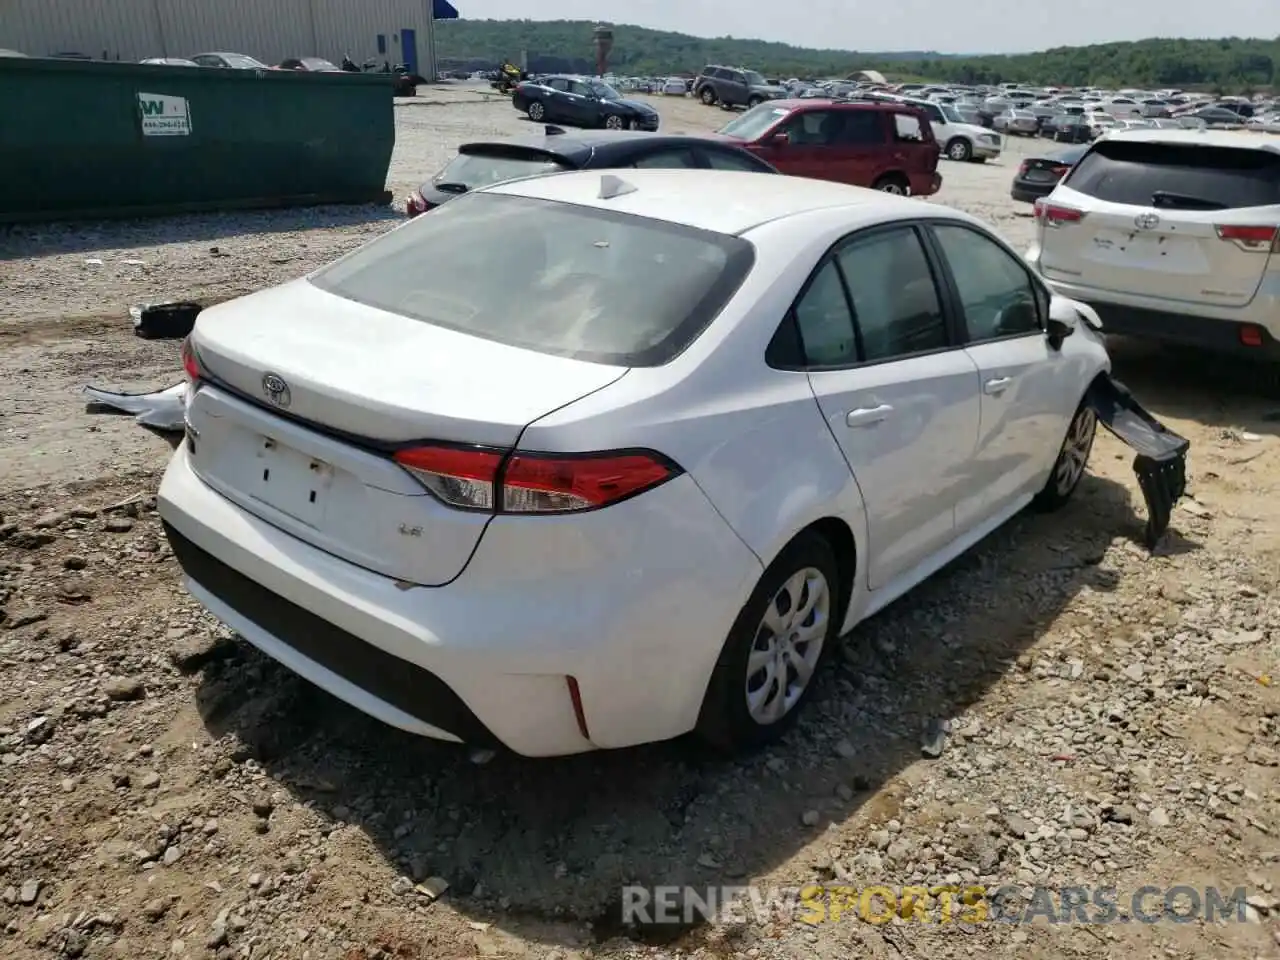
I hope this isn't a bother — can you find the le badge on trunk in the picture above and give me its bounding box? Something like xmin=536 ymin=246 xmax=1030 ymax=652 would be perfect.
xmin=1085 ymin=375 xmax=1190 ymax=548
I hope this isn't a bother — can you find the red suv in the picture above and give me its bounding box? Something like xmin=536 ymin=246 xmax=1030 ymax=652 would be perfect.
xmin=713 ymin=100 xmax=941 ymax=196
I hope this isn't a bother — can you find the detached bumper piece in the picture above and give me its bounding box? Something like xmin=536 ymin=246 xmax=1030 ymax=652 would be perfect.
xmin=1085 ymin=375 xmax=1189 ymax=548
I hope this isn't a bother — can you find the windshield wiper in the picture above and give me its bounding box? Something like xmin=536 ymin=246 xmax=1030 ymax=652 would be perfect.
xmin=1150 ymin=190 xmax=1226 ymax=210
xmin=433 ymin=181 xmax=469 ymax=193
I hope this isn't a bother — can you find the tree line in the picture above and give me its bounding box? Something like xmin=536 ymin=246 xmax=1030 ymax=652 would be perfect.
xmin=434 ymin=19 xmax=1278 ymax=92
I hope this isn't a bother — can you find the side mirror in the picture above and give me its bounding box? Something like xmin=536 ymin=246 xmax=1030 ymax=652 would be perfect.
xmin=1046 ymin=296 xmax=1079 ymax=349
xmin=769 ymin=131 xmax=790 ymax=146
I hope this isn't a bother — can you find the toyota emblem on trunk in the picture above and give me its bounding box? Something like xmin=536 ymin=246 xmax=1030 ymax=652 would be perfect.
xmin=261 ymin=373 xmax=291 ymax=408
xmin=1134 ymin=213 xmax=1160 ymax=230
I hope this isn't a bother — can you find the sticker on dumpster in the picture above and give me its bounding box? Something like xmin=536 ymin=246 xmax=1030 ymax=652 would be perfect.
xmin=137 ymin=93 xmax=192 ymax=136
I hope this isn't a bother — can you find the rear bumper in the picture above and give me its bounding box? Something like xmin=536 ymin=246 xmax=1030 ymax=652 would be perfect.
xmin=1071 ymin=300 xmax=1280 ymax=359
xmin=158 ymin=443 xmax=761 ymax=757
xmin=1010 ymin=180 xmax=1055 ymax=203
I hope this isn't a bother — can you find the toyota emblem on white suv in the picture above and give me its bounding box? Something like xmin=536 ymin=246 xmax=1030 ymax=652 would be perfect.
xmin=261 ymin=373 xmax=291 ymax=408
xmin=1134 ymin=212 xmax=1160 ymax=230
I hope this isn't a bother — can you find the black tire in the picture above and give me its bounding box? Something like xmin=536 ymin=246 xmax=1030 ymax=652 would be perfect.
xmin=527 ymin=100 xmax=545 ymax=122
xmin=872 ymin=174 xmax=910 ymax=195
xmin=696 ymin=530 xmax=841 ymax=754
xmin=699 ymin=86 xmax=717 ymax=105
xmin=747 ymin=95 xmax=763 ymax=108
xmin=1033 ymin=402 xmax=1097 ymax=511
xmin=945 ymin=137 xmax=972 ymax=162
xmin=603 ymin=113 xmax=628 ymax=130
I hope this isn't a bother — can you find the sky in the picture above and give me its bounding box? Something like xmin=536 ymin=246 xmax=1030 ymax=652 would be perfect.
xmin=453 ymin=0 xmax=1280 ymax=55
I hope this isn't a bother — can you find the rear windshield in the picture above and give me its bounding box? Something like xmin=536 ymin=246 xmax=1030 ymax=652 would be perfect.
xmin=1063 ymin=140 xmax=1280 ymax=209
xmin=309 ymin=193 xmax=755 ymax=367
xmin=435 ymin=150 xmax=568 ymax=191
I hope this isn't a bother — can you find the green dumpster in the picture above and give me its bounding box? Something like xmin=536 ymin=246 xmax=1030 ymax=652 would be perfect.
xmin=0 ymin=57 xmax=395 ymax=223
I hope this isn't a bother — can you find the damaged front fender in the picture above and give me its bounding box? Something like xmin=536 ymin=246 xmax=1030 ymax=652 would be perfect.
xmin=1084 ymin=374 xmax=1189 ymax=549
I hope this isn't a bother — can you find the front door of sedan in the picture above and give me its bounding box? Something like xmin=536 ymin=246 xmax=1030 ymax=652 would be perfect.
xmin=794 ymin=224 xmax=981 ymax=590
xmin=565 ymin=80 xmax=600 ymax=126
xmin=926 ymin=222 xmax=1078 ymax=527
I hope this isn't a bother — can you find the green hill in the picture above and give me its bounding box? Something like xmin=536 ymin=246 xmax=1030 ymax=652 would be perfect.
xmin=435 ymin=19 xmax=1278 ymax=92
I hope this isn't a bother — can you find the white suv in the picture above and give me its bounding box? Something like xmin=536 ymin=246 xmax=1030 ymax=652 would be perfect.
xmin=899 ymin=97 xmax=1003 ymax=163
xmin=1026 ymin=129 xmax=1280 ymax=359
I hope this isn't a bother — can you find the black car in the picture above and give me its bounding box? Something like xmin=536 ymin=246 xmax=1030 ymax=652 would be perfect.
xmin=405 ymin=127 xmax=778 ymax=215
xmin=1010 ymin=144 xmax=1087 ymax=203
xmin=1050 ymin=115 xmax=1094 ymax=143
xmin=512 ymin=76 xmax=660 ymax=131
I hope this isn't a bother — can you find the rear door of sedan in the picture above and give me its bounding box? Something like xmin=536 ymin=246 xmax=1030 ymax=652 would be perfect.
xmin=785 ymin=222 xmax=982 ymax=590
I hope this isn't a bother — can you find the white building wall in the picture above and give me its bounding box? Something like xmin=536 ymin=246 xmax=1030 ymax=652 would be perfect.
xmin=0 ymin=0 xmax=436 ymax=76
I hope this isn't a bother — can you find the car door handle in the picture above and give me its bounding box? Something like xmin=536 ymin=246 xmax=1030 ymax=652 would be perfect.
xmin=846 ymin=404 xmax=892 ymax=427
xmin=983 ymin=377 xmax=1012 ymax=395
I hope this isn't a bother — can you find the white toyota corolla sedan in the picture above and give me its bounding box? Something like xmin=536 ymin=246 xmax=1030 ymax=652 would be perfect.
xmin=159 ymin=168 xmax=1187 ymax=758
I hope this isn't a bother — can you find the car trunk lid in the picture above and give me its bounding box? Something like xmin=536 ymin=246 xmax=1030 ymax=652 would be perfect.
xmin=185 ymin=280 xmax=627 ymax=584
xmin=1038 ymin=139 xmax=1280 ymax=307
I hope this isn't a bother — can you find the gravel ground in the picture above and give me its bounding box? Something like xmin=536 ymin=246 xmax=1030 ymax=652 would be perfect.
xmin=2 ymin=87 xmax=1280 ymax=960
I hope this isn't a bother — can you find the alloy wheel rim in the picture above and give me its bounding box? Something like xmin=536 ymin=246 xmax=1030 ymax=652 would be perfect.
xmin=745 ymin=568 xmax=830 ymax=725
xmin=949 ymin=142 xmax=967 ymax=159
xmin=880 ymin=182 xmax=905 ymax=194
xmin=529 ymin=103 xmax=543 ymax=119
xmin=1055 ymin=409 xmax=1096 ymax=494
xmin=605 ymin=115 xmax=623 ymax=129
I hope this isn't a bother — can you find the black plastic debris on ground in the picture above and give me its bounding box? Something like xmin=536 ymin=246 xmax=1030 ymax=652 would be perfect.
xmin=132 ymin=302 xmax=202 ymax=340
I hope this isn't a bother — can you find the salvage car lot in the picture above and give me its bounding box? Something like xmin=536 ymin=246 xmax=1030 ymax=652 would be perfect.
xmin=0 ymin=87 xmax=1278 ymax=959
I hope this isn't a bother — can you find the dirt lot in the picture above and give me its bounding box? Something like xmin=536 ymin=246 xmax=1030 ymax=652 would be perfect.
xmin=1 ymin=87 xmax=1279 ymax=960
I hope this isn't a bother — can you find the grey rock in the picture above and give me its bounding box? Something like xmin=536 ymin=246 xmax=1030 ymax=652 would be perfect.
xmin=18 ymin=879 xmax=40 ymax=904
xmin=139 ymin=771 xmax=162 ymax=790
xmin=104 ymin=677 xmax=145 ymax=701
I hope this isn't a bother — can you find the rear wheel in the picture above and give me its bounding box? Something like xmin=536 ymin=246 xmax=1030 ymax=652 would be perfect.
xmin=700 ymin=86 xmax=717 ymax=105
xmin=747 ymin=95 xmax=763 ymax=108
xmin=527 ymin=100 xmax=545 ymax=121
xmin=872 ymin=174 xmax=910 ymax=195
xmin=1034 ymin=403 xmax=1097 ymax=510
xmin=696 ymin=531 xmax=840 ymax=754
xmin=946 ymin=137 xmax=972 ymax=162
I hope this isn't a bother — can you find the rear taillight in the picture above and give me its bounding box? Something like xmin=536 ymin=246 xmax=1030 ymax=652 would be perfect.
xmin=405 ymin=192 xmax=432 ymax=217
xmin=1049 ymin=164 xmax=1070 ymax=177
xmin=392 ymin=444 xmax=681 ymax=514
xmin=181 ymin=336 xmax=202 ymax=380
xmin=1034 ymin=200 xmax=1084 ymax=226
xmin=1016 ymin=161 xmax=1029 ymax=176
xmin=1215 ymin=224 xmax=1278 ymax=252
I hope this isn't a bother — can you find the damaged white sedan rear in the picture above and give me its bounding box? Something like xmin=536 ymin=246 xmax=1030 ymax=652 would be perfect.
xmin=158 ymin=169 xmax=1188 ymax=758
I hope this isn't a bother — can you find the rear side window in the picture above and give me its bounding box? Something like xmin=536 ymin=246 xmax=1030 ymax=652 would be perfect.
xmin=836 ymin=227 xmax=947 ymax=362
xmin=892 ymin=113 xmax=924 ymax=141
xmin=1064 ymin=141 xmax=1280 ymax=209
xmin=436 ymin=151 xmax=567 ymax=190
xmin=836 ymin=111 xmax=888 ymax=145
xmin=310 ymin=193 xmax=755 ymax=367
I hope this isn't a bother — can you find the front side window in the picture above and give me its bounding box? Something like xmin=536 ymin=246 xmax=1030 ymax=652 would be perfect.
xmin=835 ymin=227 xmax=947 ymax=362
xmin=718 ymin=104 xmax=790 ymax=140
xmin=932 ymin=224 xmax=1042 ymax=341
xmin=309 ymin=193 xmax=754 ymax=367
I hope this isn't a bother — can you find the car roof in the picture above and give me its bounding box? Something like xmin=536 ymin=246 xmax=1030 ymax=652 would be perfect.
xmin=762 ymin=98 xmax=900 ymax=112
xmin=458 ymin=130 xmax=762 ymax=165
xmin=480 ymin=167 xmax=937 ymax=235
xmin=1100 ymin=128 xmax=1280 ymax=153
